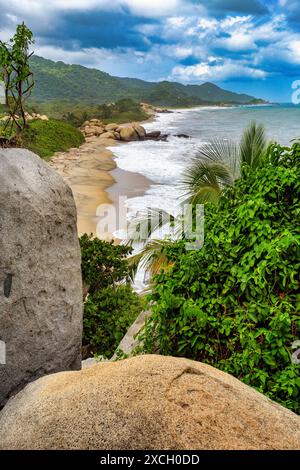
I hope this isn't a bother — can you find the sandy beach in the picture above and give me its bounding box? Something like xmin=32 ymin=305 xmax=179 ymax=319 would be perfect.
xmin=49 ymin=134 xmax=152 ymax=239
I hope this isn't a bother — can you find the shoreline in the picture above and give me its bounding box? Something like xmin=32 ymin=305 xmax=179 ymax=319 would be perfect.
xmin=49 ymin=133 xmax=154 ymax=239
xmin=108 ymin=165 xmax=153 ymax=221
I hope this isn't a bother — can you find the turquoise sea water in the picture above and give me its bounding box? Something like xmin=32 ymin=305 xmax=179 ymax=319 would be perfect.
xmin=174 ymin=104 xmax=300 ymax=145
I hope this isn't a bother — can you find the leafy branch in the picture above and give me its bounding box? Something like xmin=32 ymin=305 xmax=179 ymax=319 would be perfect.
xmin=0 ymin=22 xmax=35 ymax=142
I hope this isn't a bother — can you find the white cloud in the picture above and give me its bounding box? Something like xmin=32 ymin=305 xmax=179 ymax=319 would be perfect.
xmin=217 ymin=33 xmax=257 ymax=51
xmin=251 ymin=14 xmax=287 ymax=42
xmin=252 ymin=29 xmax=300 ymax=69
xmin=185 ymin=18 xmax=218 ymax=36
xmin=33 ymin=43 xmax=175 ymax=80
xmin=214 ymin=15 xmax=257 ymax=51
xmin=0 ymin=28 xmax=15 ymax=42
xmin=33 ymin=44 xmax=116 ymax=66
xmin=33 ymin=43 xmax=151 ymax=76
xmin=169 ymin=45 xmax=195 ymax=59
xmin=0 ymin=0 xmax=183 ymax=18
xmin=166 ymin=16 xmax=188 ymax=28
xmin=289 ymin=40 xmax=300 ymax=62
xmin=171 ymin=59 xmax=267 ymax=82
xmin=220 ymin=15 xmax=252 ymax=29
xmin=122 ymin=0 xmax=182 ymax=17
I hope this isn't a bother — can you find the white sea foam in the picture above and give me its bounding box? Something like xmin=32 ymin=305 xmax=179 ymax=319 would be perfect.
xmin=108 ymin=109 xmax=203 ymax=222
xmin=108 ymin=103 xmax=300 ymax=236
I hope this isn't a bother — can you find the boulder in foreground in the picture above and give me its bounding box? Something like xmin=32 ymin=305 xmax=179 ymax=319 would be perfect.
xmin=0 ymin=149 xmax=83 ymax=407
xmin=0 ymin=354 xmax=299 ymax=449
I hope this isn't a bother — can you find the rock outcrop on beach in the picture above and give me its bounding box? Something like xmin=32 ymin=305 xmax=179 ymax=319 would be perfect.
xmin=80 ymin=119 xmax=154 ymax=142
xmin=119 ymin=126 xmax=139 ymax=141
xmin=132 ymin=123 xmax=146 ymax=139
xmin=99 ymin=131 xmax=117 ymax=140
xmin=80 ymin=118 xmax=186 ymax=142
xmin=0 ymin=354 xmax=299 ymax=450
xmin=140 ymin=102 xmax=173 ymax=115
xmin=81 ymin=119 xmax=105 ymax=137
xmin=0 ymin=149 xmax=83 ymax=407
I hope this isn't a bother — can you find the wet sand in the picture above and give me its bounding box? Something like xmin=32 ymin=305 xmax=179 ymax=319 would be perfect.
xmin=49 ymin=135 xmax=152 ymax=239
xmin=108 ymin=166 xmax=153 ymax=236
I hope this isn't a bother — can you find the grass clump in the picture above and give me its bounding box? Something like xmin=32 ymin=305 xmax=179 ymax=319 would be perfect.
xmin=22 ymin=118 xmax=84 ymax=160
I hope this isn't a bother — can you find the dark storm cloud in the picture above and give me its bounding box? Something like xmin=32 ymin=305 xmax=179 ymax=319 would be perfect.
xmin=60 ymin=11 xmax=159 ymax=50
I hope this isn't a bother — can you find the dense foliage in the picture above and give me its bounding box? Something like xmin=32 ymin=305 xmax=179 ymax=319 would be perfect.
xmin=22 ymin=118 xmax=84 ymax=160
xmin=80 ymin=235 xmax=143 ymax=359
xmin=83 ymin=285 xmax=142 ymax=359
xmin=141 ymin=143 xmax=300 ymax=413
xmin=80 ymin=235 xmax=133 ymax=295
xmin=61 ymin=98 xmax=148 ymax=127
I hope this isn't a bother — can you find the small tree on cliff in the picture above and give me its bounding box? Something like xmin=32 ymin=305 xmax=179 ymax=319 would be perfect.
xmin=0 ymin=23 xmax=35 ymax=140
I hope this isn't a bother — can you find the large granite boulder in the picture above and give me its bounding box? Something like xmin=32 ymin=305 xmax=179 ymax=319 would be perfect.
xmin=0 ymin=354 xmax=299 ymax=449
xmin=99 ymin=131 xmax=117 ymax=140
xmin=119 ymin=126 xmax=139 ymax=142
xmin=105 ymin=123 xmax=119 ymax=132
xmin=0 ymin=149 xmax=83 ymax=407
xmin=132 ymin=123 xmax=146 ymax=139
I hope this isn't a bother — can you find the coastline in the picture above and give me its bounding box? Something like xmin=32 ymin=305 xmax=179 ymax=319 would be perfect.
xmin=49 ymin=103 xmax=271 ymax=240
xmin=49 ymin=133 xmax=153 ymax=239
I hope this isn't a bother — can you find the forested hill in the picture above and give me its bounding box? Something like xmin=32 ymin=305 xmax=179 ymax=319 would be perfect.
xmin=30 ymin=55 xmax=264 ymax=106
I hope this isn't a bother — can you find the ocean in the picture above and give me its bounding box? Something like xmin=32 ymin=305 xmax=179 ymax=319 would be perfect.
xmin=109 ymin=103 xmax=300 ymax=224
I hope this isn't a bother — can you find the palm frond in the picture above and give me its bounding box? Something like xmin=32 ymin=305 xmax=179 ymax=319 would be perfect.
xmin=125 ymin=207 xmax=177 ymax=245
xmin=199 ymin=139 xmax=240 ymax=175
xmin=240 ymin=121 xmax=267 ymax=169
xmin=181 ymin=139 xmax=240 ymax=204
xmin=127 ymin=238 xmax=174 ymax=278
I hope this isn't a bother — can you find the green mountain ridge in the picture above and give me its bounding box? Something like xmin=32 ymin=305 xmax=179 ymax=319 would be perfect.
xmin=29 ymin=55 xmax=265 ymax=107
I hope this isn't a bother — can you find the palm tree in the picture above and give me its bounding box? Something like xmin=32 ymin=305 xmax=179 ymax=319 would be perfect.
xmin=182 ymin=121 xmax=268 ymax=204
xmin=127 ymin=121 xmax=268 ymax=280
xmin=127 ymin=238 xmax=174 ymax=280
xmin=126 ymin=208 xmax=180 ymax=281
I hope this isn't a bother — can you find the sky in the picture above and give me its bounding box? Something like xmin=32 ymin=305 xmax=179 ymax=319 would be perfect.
xmin=0 ymin=0 xmax=300 ymax=101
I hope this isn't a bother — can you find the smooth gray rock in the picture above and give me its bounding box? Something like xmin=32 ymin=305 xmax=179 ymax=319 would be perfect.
xmin=0 ymin=149 xmax=83 ymax=407
xmin=81 ymin=357 xmax=98 ymax=369
xmin=112 ymin=311 xmax=151 ymax=360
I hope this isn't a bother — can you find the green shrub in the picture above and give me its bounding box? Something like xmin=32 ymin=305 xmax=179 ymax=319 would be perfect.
xmin=22 ymin=118 xmax=84 ymax=160
xmin=141 ymin=143 xmax=300 ymax=413
xmin=84 ymin=285 xmax=142 ymax=359
xmin=80 ymin=235 xmax=143 ymax=358
xmin=80 ymin=234 xmax=133 ymax=295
